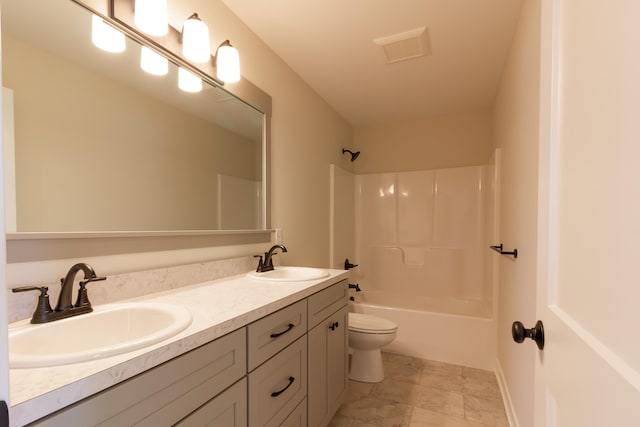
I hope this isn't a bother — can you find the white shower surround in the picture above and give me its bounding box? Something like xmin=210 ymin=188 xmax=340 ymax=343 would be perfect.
xmin=351 ymin=164 xmax=497 ymax=368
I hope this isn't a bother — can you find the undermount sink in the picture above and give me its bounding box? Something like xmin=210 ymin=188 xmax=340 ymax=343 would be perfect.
xmin=247 ymin=266 xmax=329 ymax=282
xmin=9 ymin=302 xmax=193 ymax=368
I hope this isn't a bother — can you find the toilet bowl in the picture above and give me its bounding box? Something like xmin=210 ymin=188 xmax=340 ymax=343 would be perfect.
xmin=348 ymin=312 xmax=397 ymax=383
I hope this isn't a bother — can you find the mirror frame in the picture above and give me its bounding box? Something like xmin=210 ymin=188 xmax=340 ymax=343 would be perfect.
xmin=5 ymin=0 xmax=273 ymax=263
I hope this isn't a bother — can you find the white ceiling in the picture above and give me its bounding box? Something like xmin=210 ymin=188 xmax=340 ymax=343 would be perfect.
xmin=221 ymin=0 xmax=524 ymax=127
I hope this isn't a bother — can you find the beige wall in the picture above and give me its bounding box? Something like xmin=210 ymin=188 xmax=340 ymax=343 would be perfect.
xmin=352 ymin=108 xmax=493 ymax=174
xmin=493 ymin=1 xmax=540 ymax=426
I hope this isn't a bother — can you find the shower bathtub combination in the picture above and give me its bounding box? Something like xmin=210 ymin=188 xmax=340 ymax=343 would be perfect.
xmin=350 ymin=163 xmax=498 ymax=370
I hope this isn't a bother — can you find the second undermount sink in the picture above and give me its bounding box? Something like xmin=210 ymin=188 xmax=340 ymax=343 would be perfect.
xmin=247 ymin=266 xmax=329 ymax=282
xmin=9 ymin=302 xmax=193 ymax=369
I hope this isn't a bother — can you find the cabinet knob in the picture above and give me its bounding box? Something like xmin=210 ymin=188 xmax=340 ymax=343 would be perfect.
xmin=329 ymin=321 xmax=339 ymax=331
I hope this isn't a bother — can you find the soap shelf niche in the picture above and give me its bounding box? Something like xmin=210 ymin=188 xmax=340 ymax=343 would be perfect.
xmin=490 ymin=244 xmax=518 ymax=259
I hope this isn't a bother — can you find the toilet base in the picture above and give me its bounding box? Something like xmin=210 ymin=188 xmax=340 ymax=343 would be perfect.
xmin=349 ymin=348 xmax=384 ymax=383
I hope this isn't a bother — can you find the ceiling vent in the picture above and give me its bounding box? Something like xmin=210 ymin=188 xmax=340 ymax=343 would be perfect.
xmin=373 ymin=26 xmax=430 ymax=64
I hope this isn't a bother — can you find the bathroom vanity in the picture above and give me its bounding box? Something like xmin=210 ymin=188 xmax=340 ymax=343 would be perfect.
xmin=9 ymin=269 xmax=349 ymax=426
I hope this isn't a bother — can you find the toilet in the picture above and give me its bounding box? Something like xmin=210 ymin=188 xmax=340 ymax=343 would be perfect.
xmin=348 ymin=312 xmax=398 ymax=383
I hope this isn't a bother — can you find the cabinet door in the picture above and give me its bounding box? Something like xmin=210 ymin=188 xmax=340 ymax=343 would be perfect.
xmin=307 ymin=305 xmax=348 ymax=427
xmin=327 ymin=306 xmax=348 ymax=414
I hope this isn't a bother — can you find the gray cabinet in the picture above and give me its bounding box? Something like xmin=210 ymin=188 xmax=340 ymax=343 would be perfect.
xmin=307 ymin=281 xmax=349 ymax=427
xmin=27 ymin=277 xmax=349 ymax=427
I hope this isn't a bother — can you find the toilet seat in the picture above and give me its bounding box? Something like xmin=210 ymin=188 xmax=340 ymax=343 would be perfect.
xmin=349 ymin=312 xmax=397 ymax=334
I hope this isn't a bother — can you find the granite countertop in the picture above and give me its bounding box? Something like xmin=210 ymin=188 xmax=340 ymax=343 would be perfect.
xmin=9 ymin=268 xmax=349 ymax=426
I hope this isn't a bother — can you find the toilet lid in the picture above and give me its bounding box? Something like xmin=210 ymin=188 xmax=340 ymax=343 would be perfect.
xmin=349 ymin=312 xmax=397 ymax=333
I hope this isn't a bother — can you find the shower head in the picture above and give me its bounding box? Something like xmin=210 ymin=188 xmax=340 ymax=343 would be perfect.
xmin=342 ymin=148 xmax=360 ymax=162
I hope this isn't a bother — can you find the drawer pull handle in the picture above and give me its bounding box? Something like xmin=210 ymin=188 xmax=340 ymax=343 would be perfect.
xmin=270 ymin=323 xmax=294 ymax=338
xmin=329 ymin=321 xmax=339 ymax=331
xmin=271 ymin=376 xmax=295 ymax=397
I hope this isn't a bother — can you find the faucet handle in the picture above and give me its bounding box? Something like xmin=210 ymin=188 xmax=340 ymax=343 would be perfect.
xmin=82 ymin=276 xmax=107 ymax=284
xmin=12 ymin=286 xmax=54 ymax=324
xmin=75 ymin=277 xmax=106 ymax=308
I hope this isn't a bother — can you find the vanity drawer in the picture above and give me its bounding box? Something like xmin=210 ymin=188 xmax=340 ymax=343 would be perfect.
xmin=247 ymin=299 xmax=307 ymax=371
xmin=307 ymin=280 xmax=348 ymax=328
xmin=176 ymin=378 xmax=247 ymax=427
xmin=30 ymin=328 xmax=246 ymax=427
xmin=248 ymin=335 xmax=307 ymax=427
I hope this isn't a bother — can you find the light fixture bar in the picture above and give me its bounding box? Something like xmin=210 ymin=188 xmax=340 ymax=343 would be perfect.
xmin=110 ymin=0 xmax=226 ymax=86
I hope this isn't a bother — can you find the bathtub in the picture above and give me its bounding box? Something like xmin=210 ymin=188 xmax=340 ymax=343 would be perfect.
xmin=350 ymin=290 xmax=496 ymax=370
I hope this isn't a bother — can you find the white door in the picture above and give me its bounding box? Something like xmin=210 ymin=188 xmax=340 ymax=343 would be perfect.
xmin=534 ymin=0 xmax=640 ymax=425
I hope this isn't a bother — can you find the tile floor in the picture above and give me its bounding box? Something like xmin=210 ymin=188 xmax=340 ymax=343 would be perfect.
xmin=329 ymin=352 xmax=509 ymax=427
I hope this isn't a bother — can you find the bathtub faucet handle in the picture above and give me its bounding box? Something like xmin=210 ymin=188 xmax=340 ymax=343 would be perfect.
xmin=344 ymin=258 xmax=358 ymax=270
xmin=348 ymin=283 xmax=361 ymax=292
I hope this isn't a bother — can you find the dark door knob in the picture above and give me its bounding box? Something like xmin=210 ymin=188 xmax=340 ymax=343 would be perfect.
xmin=1 ymin=400 xmax=8 ymax=427
xmin=512 ymin=320 xmax=545 ymax=350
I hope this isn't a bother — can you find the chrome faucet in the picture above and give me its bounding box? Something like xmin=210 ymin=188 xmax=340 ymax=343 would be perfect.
xmin=256 ymin=244 xmax=288 ymax=272
xmin=12 ymin=262 xmax=106 ymax=323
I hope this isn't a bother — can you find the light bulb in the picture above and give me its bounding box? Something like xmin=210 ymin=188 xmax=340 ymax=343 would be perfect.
xmin=216 ymin=42 xmax=240 ymax=83
xmin=182 ymin=13 xmax=211 ymax=63
xmin=178 ymin=67 xmax=202 ymax=93
xmin=134 ymin=0 xmax=168 ymax=36
xmin=140 ymin=46 xmax=168 ymax=76
xmin=91 ymin=15 xmax=125 ymax=53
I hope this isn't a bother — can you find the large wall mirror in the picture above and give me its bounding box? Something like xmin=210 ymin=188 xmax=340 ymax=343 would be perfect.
xmin=1 ymin=0 xmax=270 ymax=237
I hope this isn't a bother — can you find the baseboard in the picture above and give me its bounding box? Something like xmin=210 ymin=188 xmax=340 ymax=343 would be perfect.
xmin=495 ymin=358 xmax=519 ymax=427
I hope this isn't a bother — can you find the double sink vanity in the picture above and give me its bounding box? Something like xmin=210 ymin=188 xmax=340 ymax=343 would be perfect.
xmin=8 ymin=266 xmax=349 ymax=426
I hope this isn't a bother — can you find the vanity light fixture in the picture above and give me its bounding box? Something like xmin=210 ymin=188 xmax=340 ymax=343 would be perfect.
xmin=181 ymin=13 xmax=211 ymax=63
xmin=111 ymin=0 xmax=241 ymax=85
xmin=134 ymin=0 xmax=168 ymax=36
xmin=215 ymin=40 xmax=241 ymax=83
xmin=91 ymin=15 xmax=125 ymax=53
xmin=178 ymin=67 xmax=203 ymax=93
xmin=140 ymin=46 xmax=168 ymax=76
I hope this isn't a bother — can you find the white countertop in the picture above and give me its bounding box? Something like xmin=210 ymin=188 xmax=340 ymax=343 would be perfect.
xmin=9 ymin=268 xmax=349 ymax=426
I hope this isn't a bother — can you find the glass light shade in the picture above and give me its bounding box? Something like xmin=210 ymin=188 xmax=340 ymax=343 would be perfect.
xmin=216 ymin=44 xmax=240 ymax=83
xmin=182 ymin=14 xmax=211 ymax=63
xmin=178 ymin=67 xmax=202 ymax=93
xmin=134 ymin=0 xmax=168 ymax=36
xmin=91 ymin=15 xmax=125 ymax=53
xmin=140 ymin=46 xmax=168 ymax=75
